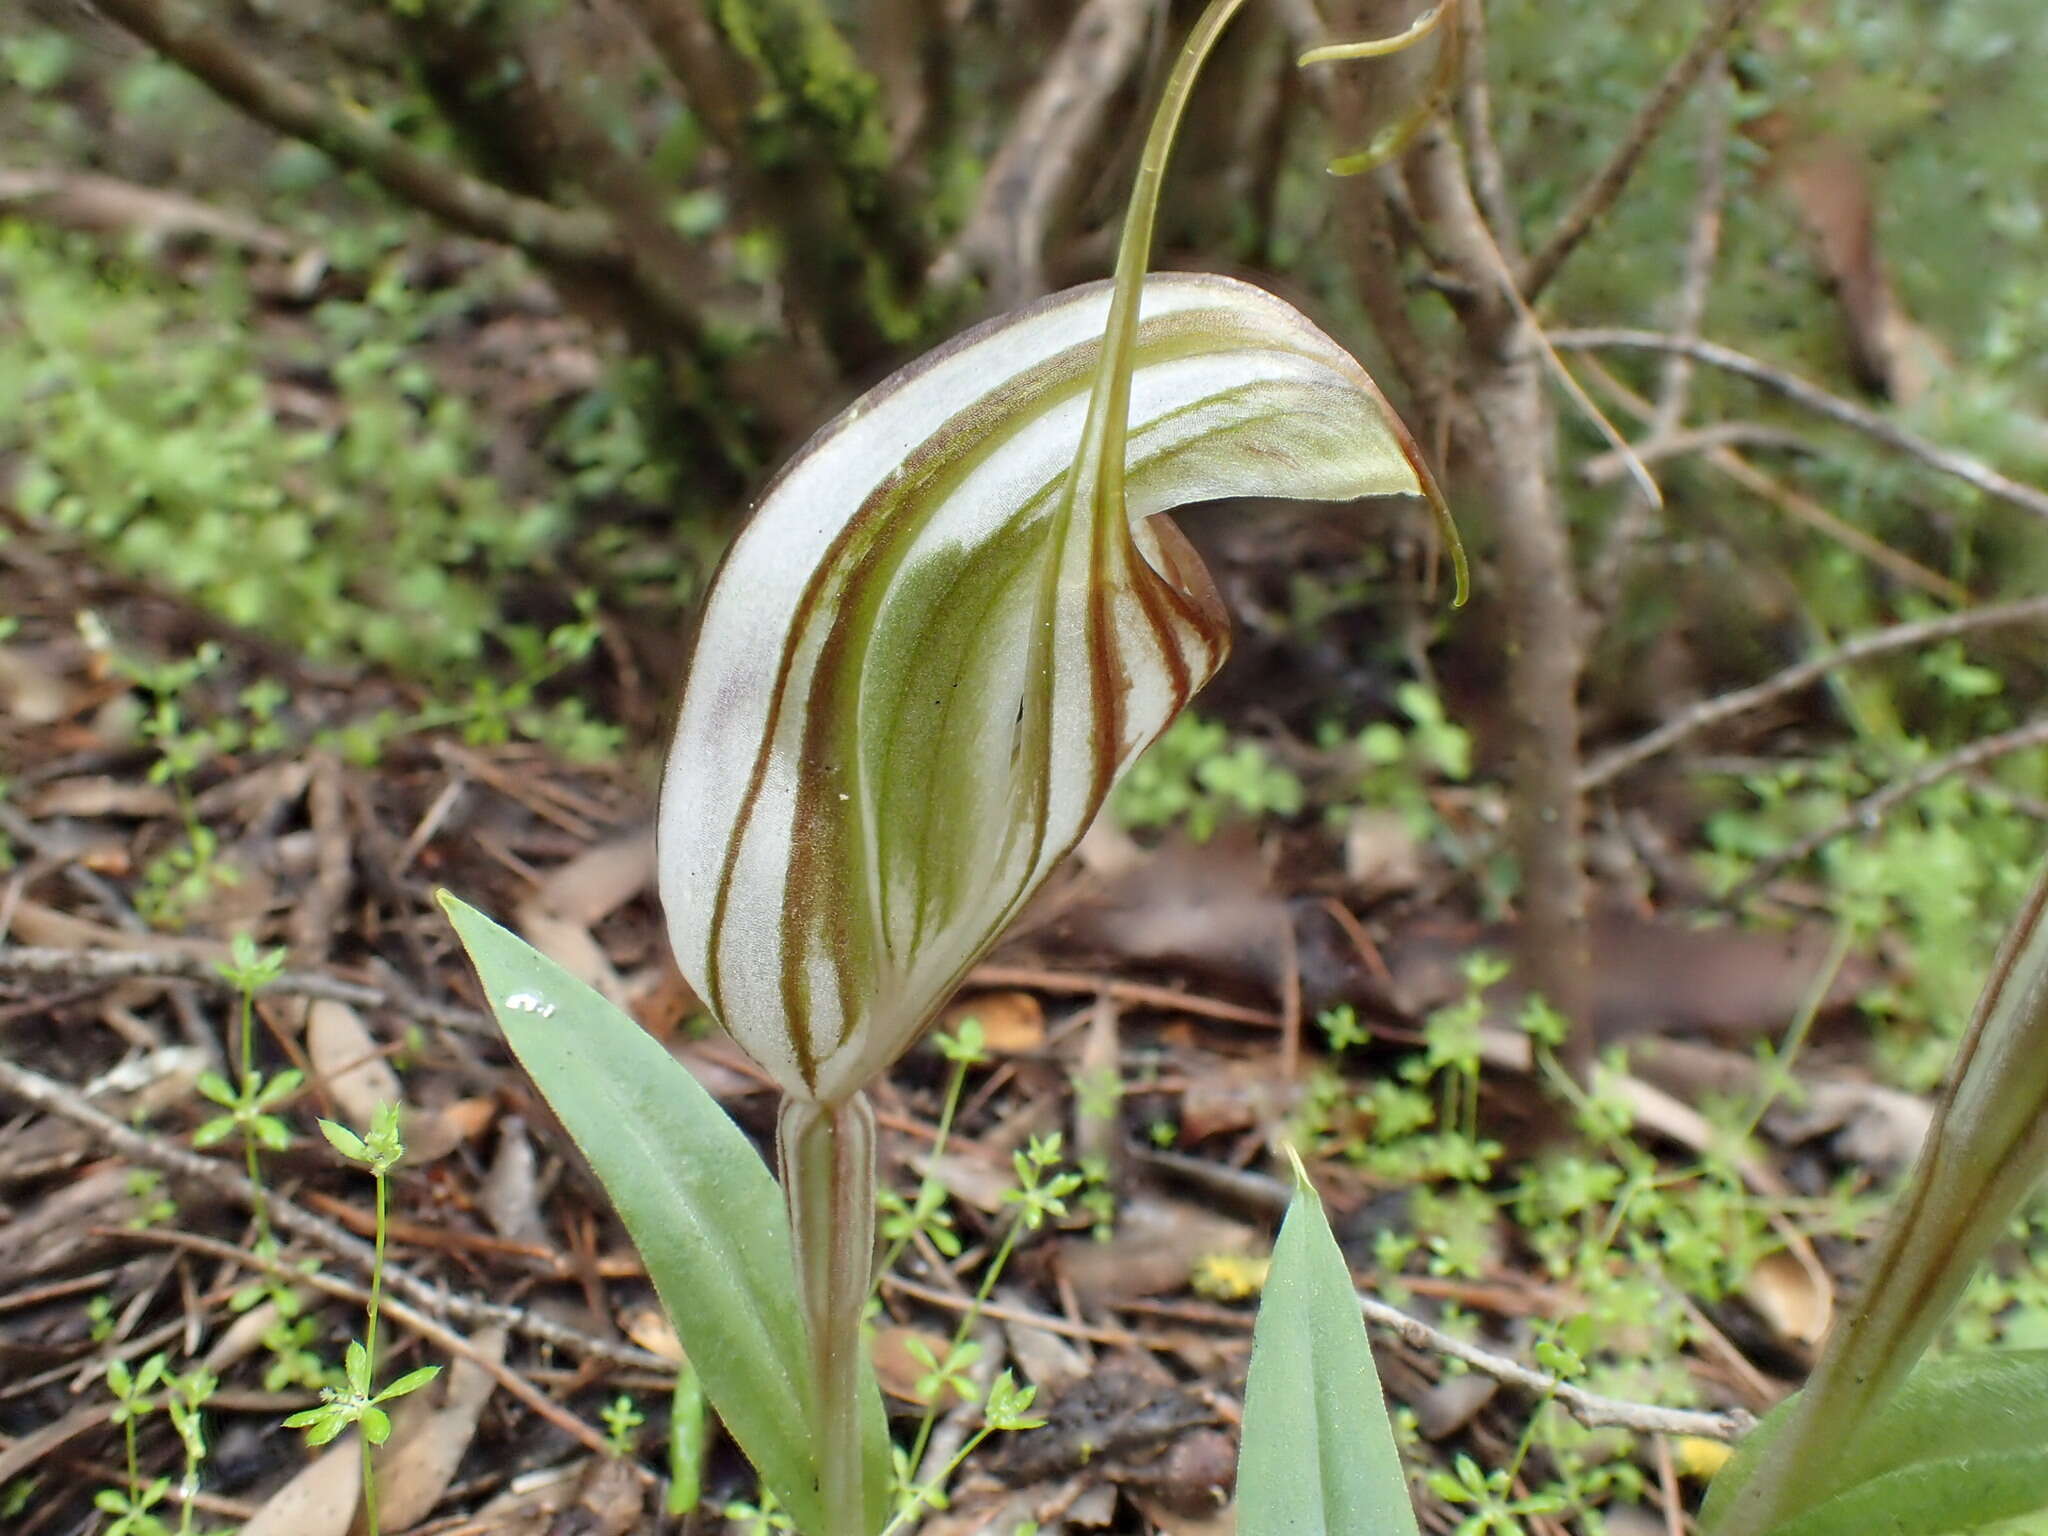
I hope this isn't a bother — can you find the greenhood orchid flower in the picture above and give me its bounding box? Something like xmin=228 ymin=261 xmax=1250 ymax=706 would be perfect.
xmin=657 ymin=0 xmax=1462 ymax=1110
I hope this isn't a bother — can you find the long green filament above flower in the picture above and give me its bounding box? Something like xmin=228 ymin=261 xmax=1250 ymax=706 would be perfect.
xmin=1302 ymin=2 xmax=1463 ymax=177
xmin=1071 ymin=0 xmax=1469 ymax=606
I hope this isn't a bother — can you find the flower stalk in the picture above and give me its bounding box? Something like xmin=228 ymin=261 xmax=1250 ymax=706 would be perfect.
xmin=778 ymin=1094 xmax=882 ymax=1536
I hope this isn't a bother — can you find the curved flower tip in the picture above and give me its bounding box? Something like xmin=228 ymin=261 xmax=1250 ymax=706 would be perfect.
xmin=658 ymin=272 xmax=1444 ymax=1104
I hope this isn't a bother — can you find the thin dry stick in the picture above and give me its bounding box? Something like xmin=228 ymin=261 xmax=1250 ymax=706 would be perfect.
xmin=1 ymin=1047 xmax=1754 ymax=1445
xmin=612 ymin=0 xmax=911 ymax=370
xmin=1649 ymin=52 xmax=1729 ymax=439
xmin=1582 ymin=594 xmax=2048 ymax=790
xmin=1519 ymin=0 xmax=1765 ymax=301
xmin=1271 ymin=0 xmax=1448 ymax=419
xmin=110 ymin=1226 xmax=630 ymax=1470
xmin=0 ymin=1054 xmax=668 ymax=1373
xmin=1587 ymin=49 xmax=1731 ymax=611
xmin=0 ymin=948 xmax=1289 ymax=1036
xmin=0 ymin=946 xmax=496 ymax=1036
xmin=1729 ymin=714 xmax=2048 ymax=901
xmin=1574 ymin=353 xmax=1969 ymax=604
xmin=1554 ymin=328 xmax=2048 ymax=525
xmin=1453 ymin=0 xmax=1521 ymax=262
xmin=1358 ymin=1291 xmax=1751 ymax=1440
xmin=888 ymin=1269 xmax=1752 ymax=1439
xmin=1581 ymin=422 xmax=1808 ymax=485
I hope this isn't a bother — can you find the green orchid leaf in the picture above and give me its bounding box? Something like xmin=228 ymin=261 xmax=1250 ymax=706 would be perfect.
xmin=439 ymin=894 xmax=839 ymax=1534
xmin=1707 ymin=863 xmax=2048 ymax=1536
xmin=1238 ymin=1151 xmax=1419 ymax=1536
xmin=1703 ymin=1352 xmax=2048 ymax=1536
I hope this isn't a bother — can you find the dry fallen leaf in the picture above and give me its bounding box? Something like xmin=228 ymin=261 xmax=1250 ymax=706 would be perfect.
xmin=241 ymin=1429 xmax=361 ymax=1536
xmin=1342 ymin=807 xmax=1424 ymax=896
xmin=402 ymin=1096 xmax=497 ymax=1165
xmin=1059 ymin=1196 xmax=1260 ymax=1305
xmin=619 ymin=1304 xmax=682 ymax=1363
xmin=467 ymin=1457 xmax=642 ymax=1536
xmin=0 ymin=643 xmax=72 ymax=725
xmin=1743 ymin=1248 xmax=1832 ymax=1347
xmin=512 ymin=907 xmax=629 ymax=1010
xmin=24 ymin=775 xmax=179 ymax=819
xmin=479 ymin=1115 xmax=546 ymax=1246
xmin=530 ymin=832 xmax=655 ymax=926
xmin=942 ymin=990 xmax=1046 ymax=1054
xmin=872 ymin=1324 xmax=976 ymax=1407
xmin=307 ymin=1000 xmax=405 ymax=1129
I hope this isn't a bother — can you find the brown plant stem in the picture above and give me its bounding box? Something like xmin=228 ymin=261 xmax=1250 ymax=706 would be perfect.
xmin=779 ymin=1093 xmax=880 ymax=1536
xmin=0 ymin=1053 xmax=664 ymax=1372
xmin=926 ymin=0 xmax=1155 ymax=305
xmin=1407 ymin=113 xmax=1596 ymax=1077
xmin=1582 ymin=593 xmax=2048 ymax=790
xmin=1573 ymin=352 xmax=1969 ymax=604
xmin=1726 ymin=713 xmax=2048 ymax=903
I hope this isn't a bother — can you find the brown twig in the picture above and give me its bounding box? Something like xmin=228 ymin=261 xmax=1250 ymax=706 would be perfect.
xmin=967 ymin=963 xmax=1284 ymax=1027
xmin=1580 ymin=422 xmax=1808 ymax=485
xmin=111 ymin=1226 xmax=630 ymax=1470
xmin=1520 ymin=0 xmax=1765 ymax=302
xmin=1553 ymin=328 xmax=2048 ymax=525
xmin=1583 ymin=594 xmax=2048 ymax=790
xmin=1271 ymin=0 xmax=1451 ymax=429
xmin=1728 ymin=714 xmax=2048 ymax=901
xmin=1453 ymin=0 xmax=1521 ymax=262
xmin=87 ymin=0 xmax=617 ymax=267
xmin=887 ymin=1267 xmax=1752 ymax=1438
xmin=0 ymin=1053 xmax=668 ymax=1372
xmin=1574 ymin=352 xmax=1970 ymax=604
xmin=1585 ymin=55 xmax=1731 ymax=613
xmin=616 ymin=0 xmax=910 ymax=372
xmin=1651 ymin=53 xmax=1729 ymax=437
xmin=0 ymin=945 xmax=495 ymax=1035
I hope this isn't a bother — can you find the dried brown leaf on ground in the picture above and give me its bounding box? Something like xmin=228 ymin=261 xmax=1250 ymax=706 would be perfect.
xmin=240 ymin=1426 xmax=363 ymax=1536
xmin=1059 ymin=1195 xmax=1262 ymax=1306
xmin=307 ymin=999 xmax=407 ymax=1130
xmin=1379 ymin=912 xmax=1873 ymax=1042
xmin=942 ymin=989 xmax=1048 ymax=1054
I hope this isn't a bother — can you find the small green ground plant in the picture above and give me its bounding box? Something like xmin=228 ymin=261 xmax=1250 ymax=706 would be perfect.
xmin=286 ymin=1103 xmax=442 ymax=1536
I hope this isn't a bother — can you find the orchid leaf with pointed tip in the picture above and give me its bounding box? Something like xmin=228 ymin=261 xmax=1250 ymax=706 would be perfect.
xmin=1701 ymin=1352 xmax=2048 ymax=1536
xmin=1238 ymin=1150 xmax=1420 ymax=1536
xmin=438 ymin=893 xmax=849 ymax=1536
